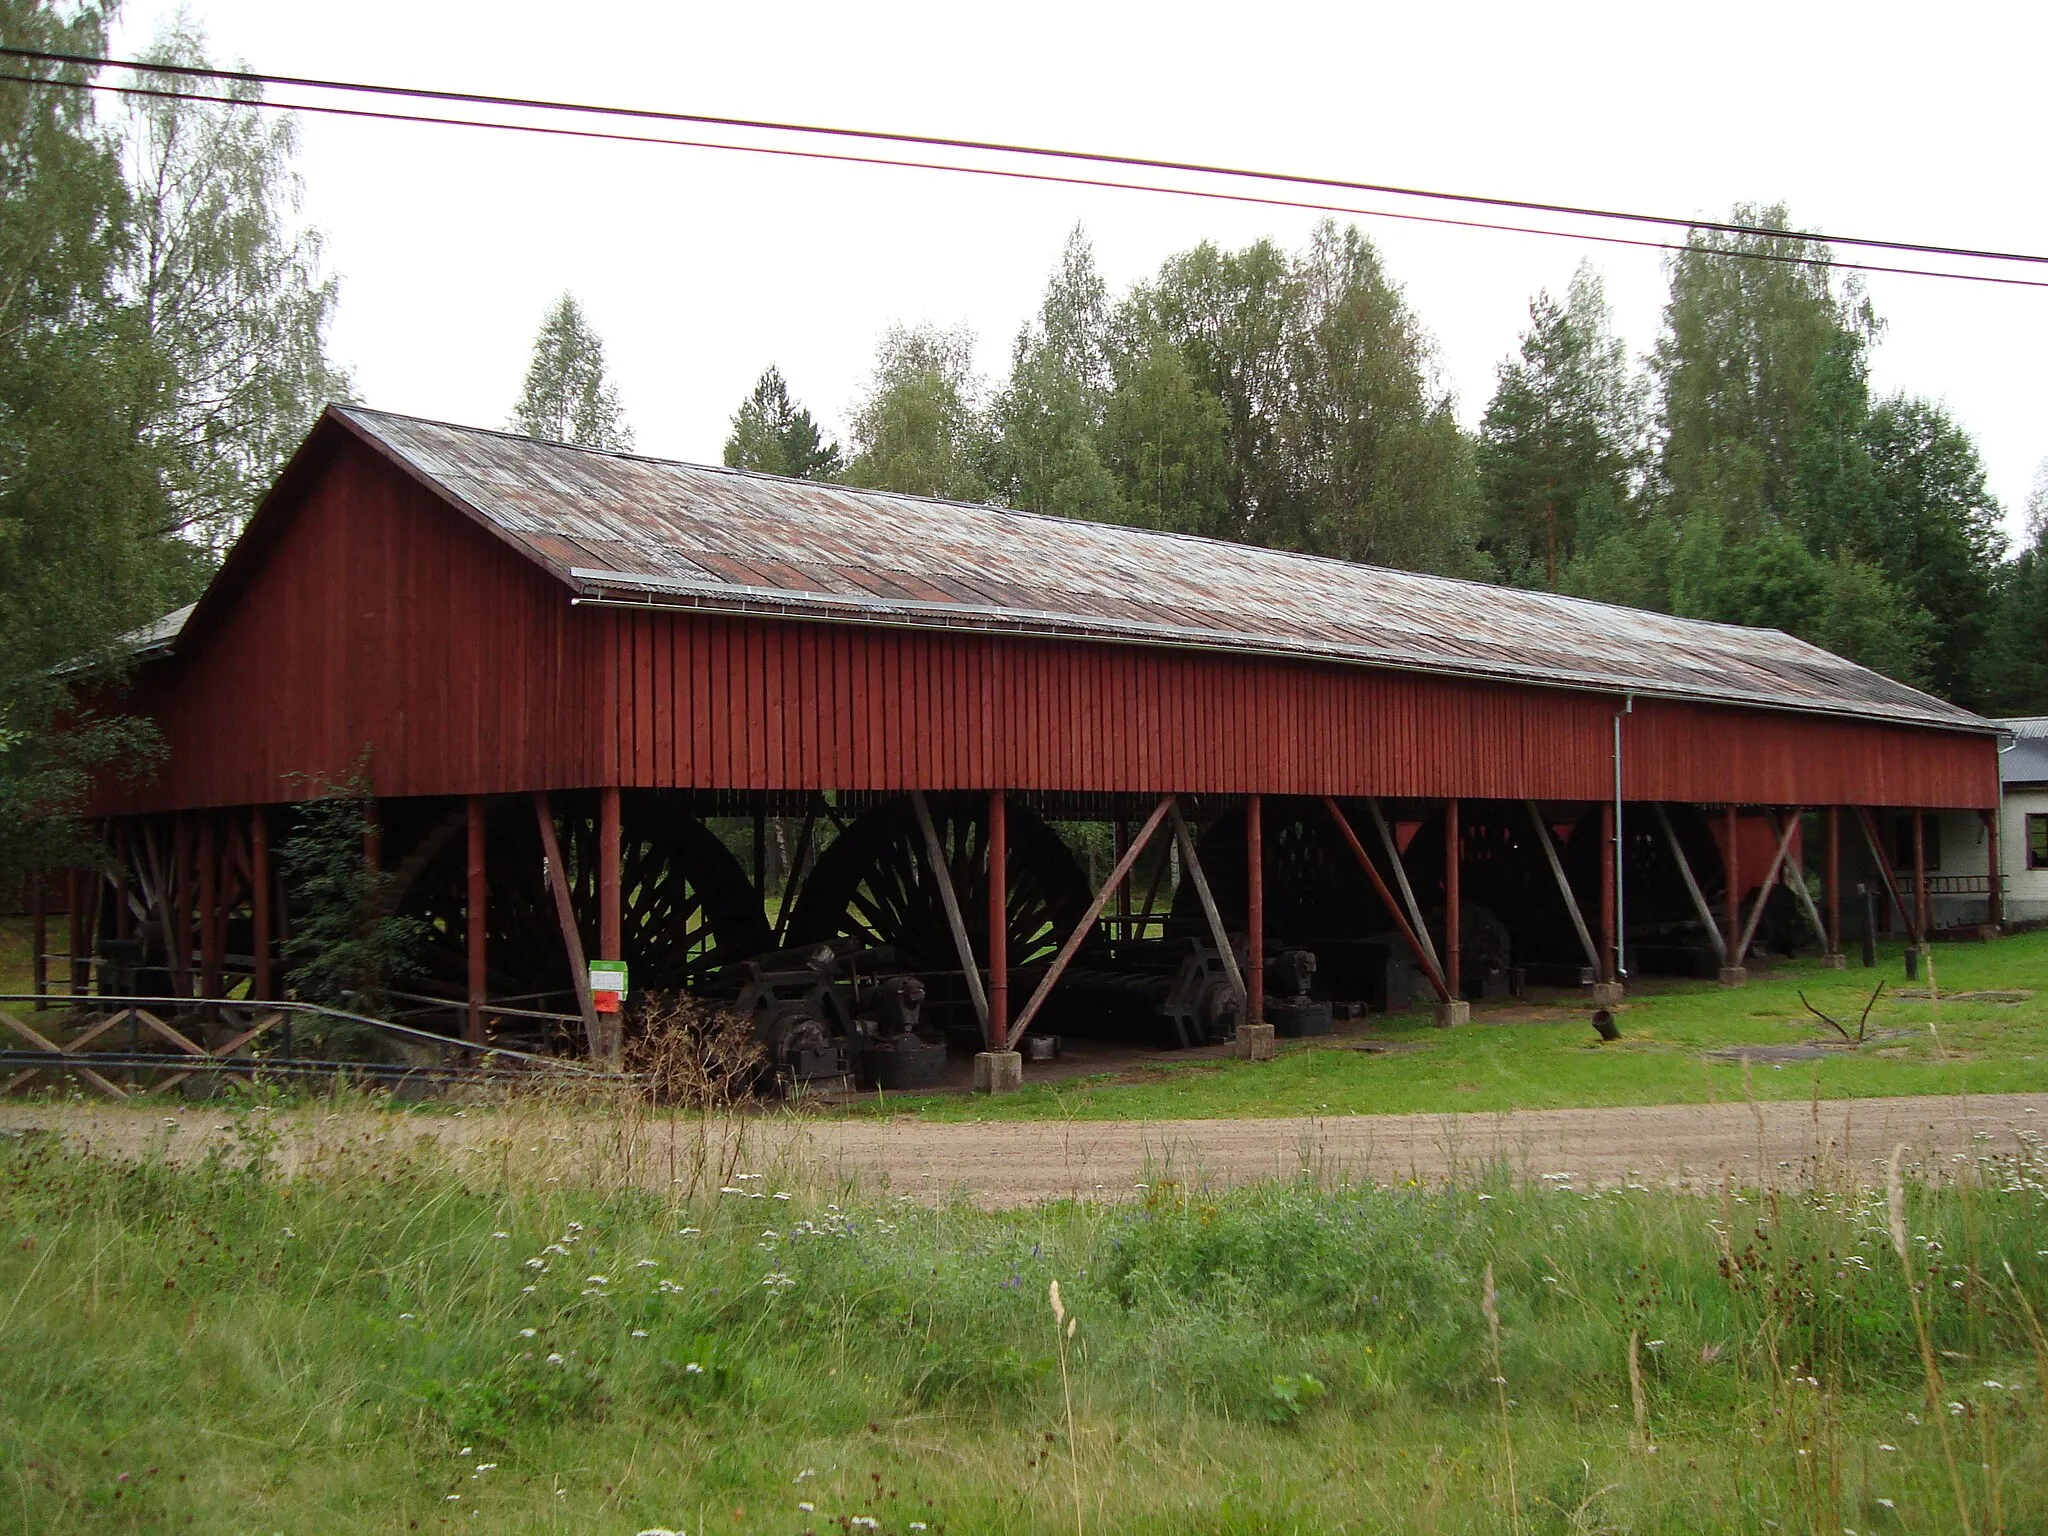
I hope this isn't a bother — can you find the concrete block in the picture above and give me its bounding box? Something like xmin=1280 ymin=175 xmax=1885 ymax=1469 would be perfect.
xmin=972 ymin=1051 xmax=1023 ymax=1094
xmin=1432 ymin=1000 xmax=1471 ymax=1028
xmin=1819 ymin=953 xmax=1848 ymax=970
xmin=1234 ymin=1022 xmax=1277 ymax=1061
xmin=1718 ymin=965 xmax=1748 ymax=988
xmin=1590 ymin=981 xmax=1625 ymax=1007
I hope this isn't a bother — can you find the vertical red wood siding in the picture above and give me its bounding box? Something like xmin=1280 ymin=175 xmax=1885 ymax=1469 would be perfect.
xmin=92 ymin=438 xmax=2000 ymax=815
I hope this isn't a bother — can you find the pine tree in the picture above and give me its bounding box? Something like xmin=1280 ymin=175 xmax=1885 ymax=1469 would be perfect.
xmin=510 ymin=294 xmax=633 ymax=449
xmin=1477 ymin=264 xmax=1645 ymax=586
xmin=723 ymin=365 xmax=842 ymax=479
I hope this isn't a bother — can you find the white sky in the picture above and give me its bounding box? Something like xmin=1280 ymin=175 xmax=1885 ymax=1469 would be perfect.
xmin=113 ymin=0 xmax=2048 ymax=544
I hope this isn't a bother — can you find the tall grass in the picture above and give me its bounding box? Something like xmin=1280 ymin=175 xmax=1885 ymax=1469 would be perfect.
xmin=4 ymin=1101 xmax=2048 ymax=1532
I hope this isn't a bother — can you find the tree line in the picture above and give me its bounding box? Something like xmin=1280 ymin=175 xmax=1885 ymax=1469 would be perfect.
xmin=0 ymin=4 xmax=346 ymax=878
xmin=613 ymin=216 xmax=2038 ymax=718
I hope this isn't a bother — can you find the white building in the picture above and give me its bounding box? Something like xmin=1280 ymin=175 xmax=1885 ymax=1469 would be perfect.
xmin=1995 ymin=717 xmax=2048 ymax=926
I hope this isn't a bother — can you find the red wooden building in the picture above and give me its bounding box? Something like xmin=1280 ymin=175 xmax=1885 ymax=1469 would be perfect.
xmin=64 ymin=404 xmax=2004 ymax=1082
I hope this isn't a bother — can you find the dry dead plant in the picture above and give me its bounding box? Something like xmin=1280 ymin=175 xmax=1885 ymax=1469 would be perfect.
xmin=623 ymin=994 xmax=764 ymax=1110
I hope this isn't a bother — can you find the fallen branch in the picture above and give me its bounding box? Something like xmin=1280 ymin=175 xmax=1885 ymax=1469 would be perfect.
xmin=1799 ymin=980 xmax=1887 ymax=1044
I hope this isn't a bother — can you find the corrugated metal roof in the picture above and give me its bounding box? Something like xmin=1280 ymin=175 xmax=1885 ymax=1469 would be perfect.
xmin=332 ymin=405 xmax=1993 ymax=734
xmin=1997 ymin=717 xmax=2048 ymax=784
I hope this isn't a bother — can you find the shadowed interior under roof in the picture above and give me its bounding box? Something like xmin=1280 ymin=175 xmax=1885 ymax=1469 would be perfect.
xmin=328 ymin=405 xmax=1988 ymax=734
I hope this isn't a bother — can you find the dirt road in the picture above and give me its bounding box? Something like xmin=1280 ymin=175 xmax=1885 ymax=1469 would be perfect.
xmin=8 ymin=1091 xmax=2045 ymax=1206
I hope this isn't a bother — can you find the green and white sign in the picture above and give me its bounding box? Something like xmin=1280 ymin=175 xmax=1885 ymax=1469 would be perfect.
xmin=590 ymin=960 xmax=628 ymax=1013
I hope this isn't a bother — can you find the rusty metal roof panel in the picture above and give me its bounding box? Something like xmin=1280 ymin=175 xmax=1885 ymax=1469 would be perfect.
xmin=335 ymin=405 xmax=1993 ymax=733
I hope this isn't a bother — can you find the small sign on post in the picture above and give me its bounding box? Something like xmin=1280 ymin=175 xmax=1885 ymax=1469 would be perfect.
xmin=589 ymin=960 xmax=628 ymax=1014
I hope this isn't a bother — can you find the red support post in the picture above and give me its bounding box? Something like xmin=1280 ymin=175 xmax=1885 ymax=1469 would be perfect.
xmin=1912 ymin=810 xmax=1928 ymax=945
xmin=363 ymin=800 xmax=382 ymax=877
xmin=1444 ymin=798 xmax=1462 ymax=1001
xmin=67 ymin=867 xmax=86 ymax=996
xmin=1825 ymin=806 xmax=1842 ymax=956
xmin=1723 ymin=805 xmax=1740 ymax=960
xmin=197 ymin=814 xmax=220 ymax=1000
xmin=113 ymin=822 xmax=133 ymax=942
xmin=987 ymin=789 xmax=1008 ymax=1049
xmin=466 ymin=796 xmax=488 ymax=1044
xmin=1246 ymin=795 xmax=1264 ymax=1026
xmin=1598 ymin=800 xmax=1617 ymax=985
xmin=599 ymin=786 xmax=622 ymax=964
xmin=1114 ymin=818 xmax=1130 ymax=934
xmin=251 ymin=807 xmax=272 ymax=1001
xmin=31 ymin=874 xmax=47 ymax=1005
xmin=1983 ymin=808 xmax=2002 ymax=930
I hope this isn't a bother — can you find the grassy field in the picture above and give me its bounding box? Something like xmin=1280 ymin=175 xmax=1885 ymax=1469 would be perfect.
xmin=858 ymin=930 xmax=2048 ymax=1122
xmin=5 ymin=1106 xmax=2048 ymax=1533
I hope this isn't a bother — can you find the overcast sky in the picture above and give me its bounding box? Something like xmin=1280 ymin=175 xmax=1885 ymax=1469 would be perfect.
xmin=112 ymin=0 xmax=2047 ymax=543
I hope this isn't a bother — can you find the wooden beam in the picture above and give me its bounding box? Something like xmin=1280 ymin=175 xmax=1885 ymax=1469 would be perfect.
xmin=773 ymin=800 xmax=819 ymax=946
xmin=986 ymin=789 xmax=1008 ymax=1049
xmin=1367 ymin=799 xmax=1440 ymax=977
xmin=1598 ymin=801 xmax=1616 ymax=985
xmin=1246 ymin=796 xmax=1264 ymax=1027
xmin=30 ymin=875 xmax=45 ymax=1005
xmin=1825 ymin=806 xmax=1842 ymax=956
xmin=251 ymin=807 xmax=273 ymax=1001
xmin=599 ymin=786 xmax=622 ymax=966
xmin=1854 ymin=806 xmax=1914 ymax=943
xmin=1735 ymin=812 xmax=1799 ymax=964
xmin=909 ymin=790 xmax=989 ymax=1035
xmin=171 ymin=814 xmax=192 ymax=997
xmin=1722 ymin=805 xmax=1741 ymax=962
xmin=466 ymin=796 xmax=487 ymax=1045
xmin=67 ymin=867 xmax=86 ymax=997
xmin=1007 ymin=796 xmax=1174 ymax=1050
xmin=1529 ymin=801 xmax=1603 ymax=972
xmin=1169 ymin=801 xmax=1247 ymax=1007
xmin=0 ymin=1009 xmax=127 ymax=1100
xmin=1445 ymin=799 xmax=1463 ymax=1000
xmin=1651 ymin=803 xmax=1726 ymax=964
xmin=198 ymin=815 xmax=220 ymax=1000
xmin=1912 ymin=809 xmax=1929 ymax=943
xmin=1322 ymin=797 xmax=1450 ymax=1003
xmin=1776 ymin=810 xmax=1830 ymax=952
xmin=532 ymin=792 xmax=601 ymax=1059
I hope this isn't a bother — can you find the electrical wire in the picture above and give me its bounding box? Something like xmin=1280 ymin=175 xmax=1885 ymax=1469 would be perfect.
xmin=6 ymin=43 xmax=2045 ymax=272
xmin=4 ymin=53 xmax=2046 ymax=291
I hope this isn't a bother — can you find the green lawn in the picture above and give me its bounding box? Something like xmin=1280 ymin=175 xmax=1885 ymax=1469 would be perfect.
xmin=856 ymin=929 xmax=2048 ymax=1122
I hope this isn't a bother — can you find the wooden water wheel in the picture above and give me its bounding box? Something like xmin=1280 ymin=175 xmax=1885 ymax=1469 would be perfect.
xmin=389 ymin=794 xmax=772 ymax=1015
xmin=782 ymin=796 xmax=1091 ymax=974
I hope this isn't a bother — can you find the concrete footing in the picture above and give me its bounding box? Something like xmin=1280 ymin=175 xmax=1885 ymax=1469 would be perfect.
xmin=1590 ymin=981 xmax=1625 ymax=1007
xmin=1234 ymin=1022 xmax=1277 ymax=1060
xmin=1432 ymin=1000 xmax=1471 ymax=1028
xmin=1819 ymin=953 xmax=1848 ymax=970
xmin=1718 ymin=965 xmax=1748 ymax=988
xmin=973 ymin=1051 xmax=1023 ymax=1094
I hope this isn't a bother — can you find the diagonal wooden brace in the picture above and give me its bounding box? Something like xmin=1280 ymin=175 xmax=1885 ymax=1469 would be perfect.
xmin=1527 ymin=801 xmax=1602 ymax=974
xmin=909 ymin=791 xmax=990 ymax=1035
xmin=1168 ymin=801 xmax=1247 ymax=1008
xmin=1735 ymin=811 xmax=1800 ymax=964
xmin=1367 ymin=799 xmax=1441 ymax=979
xmin=1007 ymin=796 xmax=1175 ymax=1050
xmin=1322 ymin=797 xmax=1451 ymax=1003
xmin=1652 ymin=803 xmax=1727 ymax=964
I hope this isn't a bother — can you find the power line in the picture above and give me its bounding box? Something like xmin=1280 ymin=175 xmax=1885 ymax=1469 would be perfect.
xmin=6 ymin=51 xmax=2048 ymax=292
xmin=8 ymin=44 xmax=2044 ymax=272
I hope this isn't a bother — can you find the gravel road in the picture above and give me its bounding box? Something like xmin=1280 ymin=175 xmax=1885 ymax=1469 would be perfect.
xmin=8 ymin=1091 xmax=2044 ymax=1207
